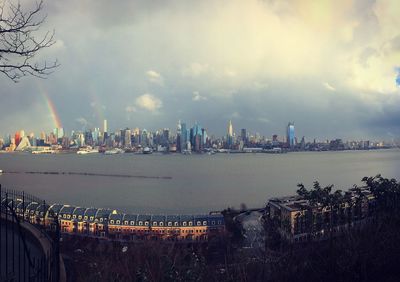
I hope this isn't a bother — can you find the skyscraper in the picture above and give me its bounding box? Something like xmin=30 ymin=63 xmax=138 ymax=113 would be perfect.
xmin=180 ymin=122 xmax=187 ymax=152
xmin=176 ymin=120 xmax=181 ymax=152
xmin=226 ymin=120 xmax=234 ymax=148
xmin=103 ymin=119 xmax=108 ymax=134
xmin=124 ymin=129 xmax=131 ymax=147
xmin=286 ymin=122 xmax=295 ymax=148
xmin=54 ymin=128 xmax=64 ymax=139
xmin=241 ymin=128 xmax=247 ymax=144
xmin=14 ymin=131 xmax=21 ymax=147
xmin=103 ymin=120 xmax=108 ymax=144
xmin=228 ymin=120 xmax=233 ymax=137
xmin=191 ymin=123 xmax=203 ymax=152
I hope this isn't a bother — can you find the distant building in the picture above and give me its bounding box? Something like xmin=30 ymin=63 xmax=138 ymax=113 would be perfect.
xmin=103 ymin=119 xmax=108 ymax=134
xmin=286 ymin=122 xmax=295 ymax=148
xmin=54 ymin=128 xmax=64 ymax=139
xmin=226 ymin=120 xmax=234 ymax=148
xmin=124 ymin=129 xmax=132 ymax=147
xmin=15 ymin=136 xmax=31 ymax=151
xmin=266 ymin=187 xmax=374 ymax=243
xmin=14 ymin=131 xmax=21 ymax=146
xmin=180 ymin=122 xmax=187 ymax=152
xmin=191 ymin=123 xmax=204 ymax=152
xmin=241 ymin=128 xmax=247 ymax=145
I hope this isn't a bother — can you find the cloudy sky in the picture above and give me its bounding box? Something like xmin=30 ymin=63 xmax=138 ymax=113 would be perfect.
xmin=1 ymin=0 xmax=400 ymax=140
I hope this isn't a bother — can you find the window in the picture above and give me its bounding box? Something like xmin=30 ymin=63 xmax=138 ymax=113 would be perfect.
xmin=73 ymin=215 xmax=77 ymax=219
xmin=197 ymin=221 xmax=201 ymax=226
xmin=183 ymin=222 xmax=187 ymax=226
xmin=90 ymin=216 xmax=94 ymax=221
xmin=67 ymin=215 xmax=71 ymax=219
xmin=84 ymin=216 xmax=88 ymax=220
xmin=168 ymin=222 xmax=172 ymax=226
xmin=160 ymin=222 xmax=163 ymax=226
xmin=145 ymin=221 xmax=149 ymax=226
xmin=110 ymin=220 xmax=114 ymax=224
xmin=100 ymin=218 xmax=103 ymax=222
xmin=218 ymin=220 xmax=221 ymax=225
xmin=139 ymin=221 xmax=143 ymax=226
xmin=203 ymin=221 xmax=207 ymax=226
xmin=124 ymin=221 xmax=128 ymax=225
xmin=212 ymin=221 xmax=215 ymax=225
xmin=189 ymin=222 xmax=193 ymax=226
xmin=153 ymin=222 xmax=157 ymax=226
xmin=78 ymin=215 xmax=82 ymax=220
xmin=130 ymin=221 xmax=135 ymax=225
xmin=63 ymin=214 xmax=66 ymax=218
xmin=174 ymin=222 xmax=178 ymax=227
xmin=117 ymin=220 xmax=120 ymax=224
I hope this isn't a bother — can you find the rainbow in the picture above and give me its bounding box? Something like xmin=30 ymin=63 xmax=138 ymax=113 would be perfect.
xmin=37 ymin=82 xmax=63 ymax=129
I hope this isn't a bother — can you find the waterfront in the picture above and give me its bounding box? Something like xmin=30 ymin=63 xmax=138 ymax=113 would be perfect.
xmin=0 ymin=149 xmax=399 ymax=214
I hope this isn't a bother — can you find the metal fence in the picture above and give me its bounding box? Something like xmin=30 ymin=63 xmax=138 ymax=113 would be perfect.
xmin=0 ymin=185 xmax=60 ymax=282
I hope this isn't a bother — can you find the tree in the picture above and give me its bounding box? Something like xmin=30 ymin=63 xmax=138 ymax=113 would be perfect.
xmin=0 ymin=0 xmax=58 ymax=82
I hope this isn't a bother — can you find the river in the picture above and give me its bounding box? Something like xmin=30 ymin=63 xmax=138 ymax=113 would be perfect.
xmin=0 ymin=149 xmax=399 ymax=213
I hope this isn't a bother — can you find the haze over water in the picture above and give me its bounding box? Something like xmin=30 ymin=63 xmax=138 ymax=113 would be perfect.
xmin=0 ymin=149 xmax=399 ymax=214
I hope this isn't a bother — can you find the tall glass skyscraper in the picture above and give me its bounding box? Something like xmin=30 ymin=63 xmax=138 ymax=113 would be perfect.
xmin=286 ymin=122 xmax=295 ymax=148
xmin=180 ymin=122 xmax=187 ymax=151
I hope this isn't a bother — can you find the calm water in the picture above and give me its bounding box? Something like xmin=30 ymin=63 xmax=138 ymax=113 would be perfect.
xmin=0 ymin=150 xmax=399 ymax=213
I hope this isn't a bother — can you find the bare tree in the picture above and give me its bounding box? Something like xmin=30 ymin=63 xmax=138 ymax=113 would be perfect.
xmin=0 ymin=0 xmax=58 ymax=82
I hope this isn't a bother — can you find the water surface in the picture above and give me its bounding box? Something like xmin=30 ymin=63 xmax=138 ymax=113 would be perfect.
xmin=0 ymin=150 xmax=399 ymax=213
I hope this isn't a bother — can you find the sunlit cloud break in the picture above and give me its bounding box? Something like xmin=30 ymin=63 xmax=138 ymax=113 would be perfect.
xmin=135 ymin=94 xmax=163 ymax=112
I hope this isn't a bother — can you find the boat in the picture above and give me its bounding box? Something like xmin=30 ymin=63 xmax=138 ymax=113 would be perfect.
xmin=143 ymin=147 xmax=153 ymax=154
xmin=31 ymin=148 xmax=55 ymax=154
xmin=77 ymin=147 xmax=99 ymax=155
xmin=104 ymin=148 xmax=124 ymax=155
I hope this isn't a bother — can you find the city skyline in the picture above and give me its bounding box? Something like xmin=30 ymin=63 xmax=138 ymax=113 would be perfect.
xmin=0 ymin=118 xmax=395 ymax=145
xmin=1 ymin=119 xmax=394 ymax=155
xmin=1 ymin=0 xmax=400 ymax=140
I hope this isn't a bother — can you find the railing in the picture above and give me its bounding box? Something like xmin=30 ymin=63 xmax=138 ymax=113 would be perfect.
xmin=0 ymin=185 xmax=60 ymax=282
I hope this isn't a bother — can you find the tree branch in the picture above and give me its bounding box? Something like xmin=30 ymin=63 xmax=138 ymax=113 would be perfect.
xmin=0 ymin=0 xmax=58 ymax=82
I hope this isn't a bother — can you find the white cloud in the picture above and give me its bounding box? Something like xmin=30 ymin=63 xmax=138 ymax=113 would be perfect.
xmin=146 ymin=70 xmax=164 ymax=85
xmin=135 ymin=94 xmax=162 ymax=112
xmin=192 ymin=91 xmax=207 ymax=101
xmin=323 ymin=82 xmax=336 ymax=92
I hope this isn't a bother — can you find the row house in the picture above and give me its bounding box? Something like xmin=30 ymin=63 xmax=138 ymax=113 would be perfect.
xmin=267 ymin=188 xmax=375 ymax=242
xmin=2 ymin=197 xmax=226 ymax=241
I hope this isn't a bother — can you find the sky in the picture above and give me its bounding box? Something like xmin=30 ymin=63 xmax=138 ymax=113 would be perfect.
xmin=1 ymin=0 xmax=400 ymax=140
